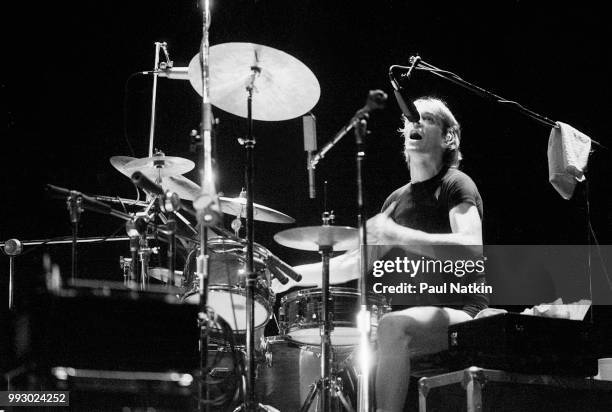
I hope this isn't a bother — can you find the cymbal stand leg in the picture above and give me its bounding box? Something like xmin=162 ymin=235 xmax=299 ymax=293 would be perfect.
xmin=300 ymin=380 xmax=320 ymax=412
xmin=333 ymin=377 xmax=355 ymax=412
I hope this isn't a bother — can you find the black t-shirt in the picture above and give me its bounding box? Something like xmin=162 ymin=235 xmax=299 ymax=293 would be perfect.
xmin=378 ymin=166 xmax=488 ymax=317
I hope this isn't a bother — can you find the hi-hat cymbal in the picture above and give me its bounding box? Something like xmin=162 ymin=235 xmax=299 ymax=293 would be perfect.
xmin=188 ymin=42 xmax=320 ymax=121
xmin=220 ymin=196 xmax=295 ymax=224
xmin=110 ymin=156 xmax=200 ymax=200
xmin=111 ymin=155 xmax=194 ymax=179
xmin=125 ymin=156 xmax=195 ymax=178
xmin=274 ymin=226 xmax=359 ymax=251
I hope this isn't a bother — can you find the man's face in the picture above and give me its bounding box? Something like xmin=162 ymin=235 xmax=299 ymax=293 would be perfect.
xmin=403 ymin=100 xmax=448 ymax=159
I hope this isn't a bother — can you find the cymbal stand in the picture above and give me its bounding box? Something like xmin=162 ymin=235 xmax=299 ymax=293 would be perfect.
xmin=354 ymin=117 xmax=372 ymax=411
xmin=195 ymin=0 xmax=223 ymax=410
xmin=234 ymin=61 xmax=272 ymax=412
xmin=300 ymin=213 xmax=354 ymax=412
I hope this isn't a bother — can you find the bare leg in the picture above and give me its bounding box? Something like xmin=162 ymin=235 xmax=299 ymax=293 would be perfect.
xmin=375 ymin=307 xmax=471 ymax=412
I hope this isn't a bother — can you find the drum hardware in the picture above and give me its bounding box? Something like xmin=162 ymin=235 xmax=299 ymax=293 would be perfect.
xmin=125 ymin=210 xmax=153 ymax=289
xmin=184 ymin=39 xmax=319 ymax=411
xmin=3 ymin=238 xmax=23 ymax=310
xmin=147 ymin=42 xmax=166 ymax=158
xmin=271 ymin=90 xmax=387 ymax=410
xmin=119 ymin=256 xmax=133 ymax=286
xmin=192 ymin=2 xmax=223 ymax=410
xmin=302 ymin=90 xmax=387 ymax=411
xmin=352 ymin=92 xmax=387 ymax=412
xmin=275 ymin=218 xmax=359 ymax=412
xmin=46 ymin=184 xmax=128 ymax=283
xmin=259 ymin=336 xmax=357 ymax=412
xmin=66 ymin=190 xmax=83 ymax=282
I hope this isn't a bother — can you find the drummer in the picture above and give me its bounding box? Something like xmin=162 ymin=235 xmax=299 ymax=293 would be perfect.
xmin=280 ymin=96 xmax=488 ymax=412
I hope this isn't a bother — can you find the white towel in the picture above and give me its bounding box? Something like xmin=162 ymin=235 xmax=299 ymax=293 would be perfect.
xmin=547 ymin=121 xmax=591 ymax=200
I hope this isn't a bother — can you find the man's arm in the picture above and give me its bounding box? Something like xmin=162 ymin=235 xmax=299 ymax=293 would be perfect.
xmin=271 ymin=248 xmax=362 ymax=293
xmin=272 ymin=202 xmax=482 ymax=293
xmin=367 ymin=201 xmax=483 ymax=257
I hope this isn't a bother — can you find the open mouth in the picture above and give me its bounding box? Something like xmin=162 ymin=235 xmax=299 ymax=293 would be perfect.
xmin=409 ymin=130 xmax=422 ymax=140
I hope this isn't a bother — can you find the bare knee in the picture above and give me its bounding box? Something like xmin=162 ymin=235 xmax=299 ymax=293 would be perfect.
xmin=377 ymin=314 xmax=416 ymax=346
xmin=377 ymin=308 xmax=451 ymax=348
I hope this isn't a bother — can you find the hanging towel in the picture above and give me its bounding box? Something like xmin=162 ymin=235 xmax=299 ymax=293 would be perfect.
xmin=547 ymin=121 xmax=591 ymax=200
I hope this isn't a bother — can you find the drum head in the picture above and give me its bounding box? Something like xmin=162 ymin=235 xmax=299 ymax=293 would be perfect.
xmin=185 ymin=288 xmax=270 ymax=332
xmin=287 ymin=327 xmax=362 ymax=347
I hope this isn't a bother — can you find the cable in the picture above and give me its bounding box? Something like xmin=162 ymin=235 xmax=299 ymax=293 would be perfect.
xmin=123 ymin=72 xmax=144 ymax=157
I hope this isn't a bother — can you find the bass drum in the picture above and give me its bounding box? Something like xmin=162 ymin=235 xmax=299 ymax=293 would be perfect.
xmin=182 ymin=237 xmax=274 ymax=332
xmin=257 ymin=336 xmax=357 ymax=411
xmin=279 ymin=287 xmax=390 ymax=346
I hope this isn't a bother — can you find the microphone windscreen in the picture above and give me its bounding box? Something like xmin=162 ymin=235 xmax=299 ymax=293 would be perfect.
xmin=393 ymin=89 xmax=420 ymax=122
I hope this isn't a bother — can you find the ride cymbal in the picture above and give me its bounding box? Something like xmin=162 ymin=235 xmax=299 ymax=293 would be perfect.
xmin=188 ymin=42 xmax=320 ymax=121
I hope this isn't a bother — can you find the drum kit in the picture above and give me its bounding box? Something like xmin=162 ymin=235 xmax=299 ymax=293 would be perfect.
xmin=6 ymin=4 xmax=389 ymax=411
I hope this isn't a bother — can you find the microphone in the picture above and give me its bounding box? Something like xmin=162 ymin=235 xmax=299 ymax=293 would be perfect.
xmin=143 ymin=67 xmax=190 ymax=80
xmin=131 ymin=172 xmax=165 ymax=196
xmin=303 ymin=113 xmax=317 ymax=199
xmin=389 ymin=56 xmax=421 ymax=122
xmin=131 ymin=172 xmax=182 ymax=213
xmin=46 ymin=184 xmax=113 ymax=216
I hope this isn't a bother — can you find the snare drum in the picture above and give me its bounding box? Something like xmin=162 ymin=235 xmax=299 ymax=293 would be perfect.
xmin=182 ymin=237 xmax=274 ymax=332
xmin=279 ymin=287 xmax=390 ymax=346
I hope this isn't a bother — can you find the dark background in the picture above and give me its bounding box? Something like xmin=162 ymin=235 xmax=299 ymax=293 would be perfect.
xmin=2 ymin=1 xmax=611 ymax=336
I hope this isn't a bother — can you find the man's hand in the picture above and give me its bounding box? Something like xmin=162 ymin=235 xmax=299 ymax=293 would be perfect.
xmin=366 ymin=201 xmax=399 ymax=244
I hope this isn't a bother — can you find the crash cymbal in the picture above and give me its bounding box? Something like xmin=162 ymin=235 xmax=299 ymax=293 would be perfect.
xmin=110 ymin=156 xmax=201 ymax=200
xmin=188 ymin=42 xmax=320 ymax=121
xmin=274 ymin=226 xmax=359 ymax=251
xmin=220 ymin=196 xmax=295 ymax=224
